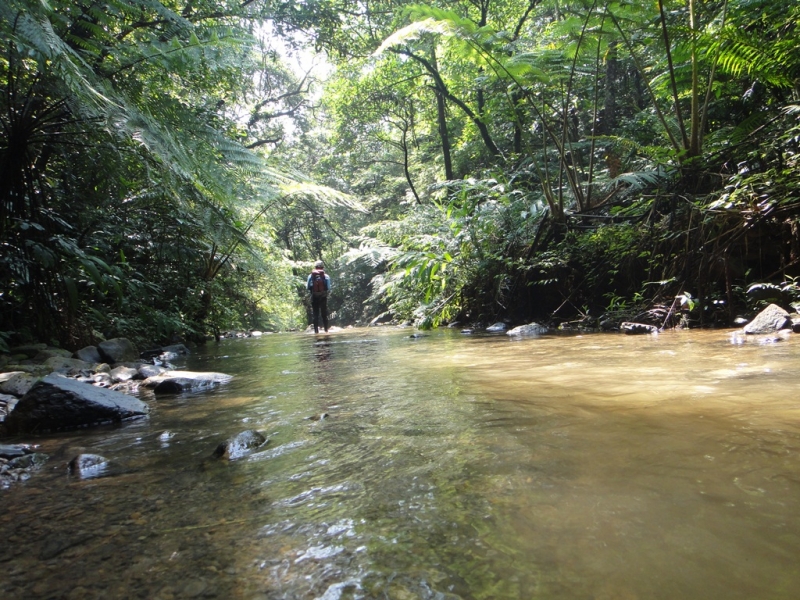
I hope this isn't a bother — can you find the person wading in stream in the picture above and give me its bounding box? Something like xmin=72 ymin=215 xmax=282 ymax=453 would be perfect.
xmin=307 ymin=261 xmax=331 ymax=333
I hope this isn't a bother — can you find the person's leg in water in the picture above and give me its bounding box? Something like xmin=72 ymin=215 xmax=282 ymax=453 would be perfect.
xmin=311 ymin=295 xmax=321 ymax=334
xmin=320 ymin=296 xmax=329 ymax=332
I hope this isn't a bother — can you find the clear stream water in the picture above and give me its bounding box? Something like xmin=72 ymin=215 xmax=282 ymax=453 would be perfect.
xmin=2 ymin=327 xmax=800 ymax=599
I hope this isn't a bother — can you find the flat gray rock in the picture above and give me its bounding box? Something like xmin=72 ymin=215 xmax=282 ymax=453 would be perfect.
xmin=620 ymin=322 xmax=659 ymax=335
xmin=0 ymin=444 xmax=35 ymax=459
xmin=507 ymin=322 xmax=549 ymax=336
xmin=34 ymin=348 xmax=73 ymax=361
xmin=109 ymin=366 xmax=139 ymax=382
xmin=4 ymin=374 xmax=149 ymax=434
xmin=0 ymin=372 xmax=36 ymax=396
xmin=142 ymin=370 xmax=232 ymax=394
xmin=138 ymin=364 xmax=166 ymax=379
xmin=43 ymin=356 xmax=92 ymax=373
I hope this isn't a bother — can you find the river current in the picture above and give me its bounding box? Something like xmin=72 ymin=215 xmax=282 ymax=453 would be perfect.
xmin=2 ymin=327 xmax=800 ymax=599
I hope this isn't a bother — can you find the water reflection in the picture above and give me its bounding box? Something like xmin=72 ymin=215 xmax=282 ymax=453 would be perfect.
xmin=2 ymin=329 xmax=800 ymax=598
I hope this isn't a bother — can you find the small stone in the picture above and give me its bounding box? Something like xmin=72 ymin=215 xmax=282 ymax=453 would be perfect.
xmin=213 ymin=430 xmax=267 ymax=460
xmin=8 ymin=452 xmax=48 ymax=470
xmin=183 ymin=580 xmax=207 ymax=597
xmin=68 ymin=453 xmax=109 ymax=478
xmin=0 ymin=444 xmax=34 ymax=459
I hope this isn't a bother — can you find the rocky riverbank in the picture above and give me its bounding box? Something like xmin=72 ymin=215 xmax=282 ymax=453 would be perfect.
xmin=0 ymin=338 xmax=232 ymax=488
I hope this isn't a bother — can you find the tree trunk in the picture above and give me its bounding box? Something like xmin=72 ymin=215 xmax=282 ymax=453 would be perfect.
xmin=431 ymin=48 xmax=454 ymax=180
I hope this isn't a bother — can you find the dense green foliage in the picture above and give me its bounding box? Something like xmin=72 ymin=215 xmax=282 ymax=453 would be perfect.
xmin=0 ymin=0 xmax=356 ymax=348
xmin=1 ymin=0 xmax=799 ymax=348
xmin=307 ymin=0 xmax=800 ymax=328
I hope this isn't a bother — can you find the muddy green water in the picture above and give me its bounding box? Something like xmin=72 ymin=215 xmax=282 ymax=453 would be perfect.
xmin=2 ymin=328 xmax=800 ymax=599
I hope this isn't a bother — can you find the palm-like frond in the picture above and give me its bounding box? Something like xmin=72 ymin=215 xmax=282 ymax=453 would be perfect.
xmin=280 ymin=182 xmax=366 ymax=212
xmin=708 ymin=27 xmax=795 ymax=88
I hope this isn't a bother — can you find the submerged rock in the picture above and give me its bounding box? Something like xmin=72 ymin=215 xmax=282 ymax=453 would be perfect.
xmin=730 ymin=330 xmax=791 ymax=345
xmin=4 ymin=374 xmax=149 ymax=434
xmin=486 ymin=322 xmax=507 ymax=332
xmin=305 ymin=413 xmax=329 ymax=421
xmin=212 ymin=430 xmax=268 ymax=460
xmin=1 ymin=449 xmax=48 ymax=488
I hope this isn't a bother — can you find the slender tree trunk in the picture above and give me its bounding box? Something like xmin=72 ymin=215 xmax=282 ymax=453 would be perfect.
xmin=400 ymin=125 xmax=421 ymax=202
xmin=431 ymin=48 xmax=454 ymax=180
xmin=602 ymin=41 xmax=618 ymax=135
xmin=394 ymin=47 xmax=503 ymax=161
xmin=688 ymin=0 xmax=701 ymax=157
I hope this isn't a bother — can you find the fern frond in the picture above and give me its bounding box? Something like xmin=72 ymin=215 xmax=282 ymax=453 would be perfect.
xmin=708 ymin=26 xmax=795 ymax=88
xmin=280 ymin=182 xmax=367 ymax=212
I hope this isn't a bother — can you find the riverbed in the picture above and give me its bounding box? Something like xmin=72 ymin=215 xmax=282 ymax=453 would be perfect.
xmin=2 ymin=327 xmax=800 ymax=599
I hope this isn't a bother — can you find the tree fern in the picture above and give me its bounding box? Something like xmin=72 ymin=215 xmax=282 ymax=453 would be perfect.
xmin=709 ymin=27 xmax=796 ymax=88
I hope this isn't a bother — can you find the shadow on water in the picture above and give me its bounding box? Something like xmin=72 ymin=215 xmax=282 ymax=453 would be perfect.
xmin=3 ymin=328 xmax=800 ymax=598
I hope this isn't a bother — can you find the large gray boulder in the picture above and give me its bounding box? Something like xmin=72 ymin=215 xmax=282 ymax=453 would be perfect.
xmin=507 ymin=322 xmax=549 ymax=337
xmin=142 ymin=370 xmax=233 ymax=394
xmin=74 ymin=346 xmax=103 ymax=364
xmin=97 ymin=338 xmax=139 ymax=364
xmin=4 ymin=374 xmax=149 ymax=434
xmin=743 ymin=303 xmax=790 ymax=334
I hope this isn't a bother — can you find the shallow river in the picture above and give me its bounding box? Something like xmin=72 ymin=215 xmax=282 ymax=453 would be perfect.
xmin=3 ymin=327 xmax=800 ymax=599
